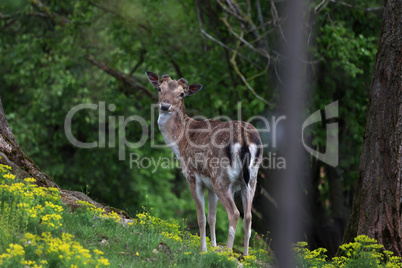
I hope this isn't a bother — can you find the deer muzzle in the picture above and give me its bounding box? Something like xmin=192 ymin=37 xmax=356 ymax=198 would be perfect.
xmin=160 ymin=102 xmax=172 ymax=111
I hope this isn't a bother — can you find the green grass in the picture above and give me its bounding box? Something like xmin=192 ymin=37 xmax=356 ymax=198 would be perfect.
xmin=0 ymin=161 xmax=271 ymax=267
xmin=60 ymin=204 xmax=272 ymax=267
xmin=1 ymin=160 xmax=402 ymax=267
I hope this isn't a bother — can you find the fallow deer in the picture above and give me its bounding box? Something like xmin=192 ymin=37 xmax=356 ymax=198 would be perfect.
xmin=146 ymin=71 xmax=263 ymax=256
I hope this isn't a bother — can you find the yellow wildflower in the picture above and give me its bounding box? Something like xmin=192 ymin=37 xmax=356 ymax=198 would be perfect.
xmin=24 ymin=177 xmax=36 ymax=183
xmin=97 ymin=257 xmax=110 ymax=266
xmin=93 ymin=249 xmax=104 ymax=255
xmin=6 ymin=243 xmax=25 ymax=256
xmin=3 ymin=173 xmax=16 ymax=180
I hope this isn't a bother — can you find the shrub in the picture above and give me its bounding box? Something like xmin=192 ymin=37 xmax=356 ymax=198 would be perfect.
xmin=294 ymin=236 xmax=402 ymax=268
xmin=0 ymin=160 xmax=110 ymax=267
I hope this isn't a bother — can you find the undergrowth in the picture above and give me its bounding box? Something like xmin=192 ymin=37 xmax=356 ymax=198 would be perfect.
xmin=0 ymin=160 xmax=271 ymax=267
xmin=0 ymin=159 xmax=401 ymax=267
xmin=295 ymin=236 xmax=402 ymax=267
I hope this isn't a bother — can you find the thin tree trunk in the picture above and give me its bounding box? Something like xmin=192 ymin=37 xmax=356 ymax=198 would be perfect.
xmin=340 ymin=0 xmax=402 ymax=255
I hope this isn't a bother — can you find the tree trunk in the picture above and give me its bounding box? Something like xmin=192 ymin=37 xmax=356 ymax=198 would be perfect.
xmin=340 ymin=0 xmax=402 ymax=255
xmin=0 ymin=98 xmax=130 ymax=219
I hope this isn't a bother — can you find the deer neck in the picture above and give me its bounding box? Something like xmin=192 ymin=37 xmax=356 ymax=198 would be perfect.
xmin=157 ymin=105 xmax=189 ymax=159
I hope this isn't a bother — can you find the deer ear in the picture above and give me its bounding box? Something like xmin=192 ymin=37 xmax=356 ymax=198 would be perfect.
xmin=185 ymin=84 xmax=202 ymax=96
xmin=145 ymin=71 xmax=160 ymax=87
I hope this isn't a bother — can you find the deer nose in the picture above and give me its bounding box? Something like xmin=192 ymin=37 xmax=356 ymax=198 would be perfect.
xmin=160 ymin=101 xmax=172 ymax=111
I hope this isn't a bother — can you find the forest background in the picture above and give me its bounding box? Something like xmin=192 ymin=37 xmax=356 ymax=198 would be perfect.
xmin=0 ymin=0 xmax=383 ymax=256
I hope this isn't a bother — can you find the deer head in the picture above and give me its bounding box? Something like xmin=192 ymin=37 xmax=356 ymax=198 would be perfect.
xmin=145 ymin=71 xmax=202 ymax=113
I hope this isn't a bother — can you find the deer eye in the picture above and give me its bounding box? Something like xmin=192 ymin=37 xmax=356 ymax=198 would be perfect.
xmin=179 ymin=92 xmax=185 ymax=98
xmin=158 ymin=87 xmax=161 ymax=92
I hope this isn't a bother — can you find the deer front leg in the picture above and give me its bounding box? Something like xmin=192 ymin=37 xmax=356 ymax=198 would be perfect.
xmin=215 ymin=187 xmax=240 ymax=250
xmin=189 ymin=180 xmax=207 ymax=252
xmin=208 ymin=190 xmax=218 ymax=247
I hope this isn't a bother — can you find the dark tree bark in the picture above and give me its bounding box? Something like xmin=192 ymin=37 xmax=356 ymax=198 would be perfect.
xmin=340 ymin=0 xmax=402 ymax=255
xmin=0 ymin=98 xmax=130 ymax=219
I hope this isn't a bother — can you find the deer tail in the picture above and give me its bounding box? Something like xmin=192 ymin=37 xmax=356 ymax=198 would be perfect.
xmin=240 ymin=127 xmax=251 ymax=186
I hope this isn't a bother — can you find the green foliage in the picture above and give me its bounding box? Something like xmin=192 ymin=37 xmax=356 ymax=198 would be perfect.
xmin=0 ymin=0 xmax=383 ymax=248
xmin=0 ymin=162 xmax=109 ymax=267
xmin=317 ymin=22 xmax=377 ymax=78
xmin=332 ymin=236 xmax=402 ymax=267
xmin=0 ymin=165 xmax=271 ymax=267
xmin=294 ymin=236 xmax=402 ymax=268
xmin=0 ymin=0 xmax=266 ymax=245
xmin=3 ymin=164 xmax=401 ymax=267
xmin=308 ymin=0 xmax=382 ymax=211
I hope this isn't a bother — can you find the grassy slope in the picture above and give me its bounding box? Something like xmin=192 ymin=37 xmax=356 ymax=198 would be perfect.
xmin=2 ymin=162 xmax=401 ymax=268
xmin=0 ymin=162 xmax=270 ymax=267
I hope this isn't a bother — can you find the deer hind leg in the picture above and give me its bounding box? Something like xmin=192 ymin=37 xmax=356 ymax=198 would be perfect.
xmin=215 ymin=187 xmax=240 ymax=250
xmin=241 ymin=178 xmax=257 ymax=256
xmin=208 ymin=190 xmax=218 ymax=247
xmin=189 ymin=179 xmax=207 ymax=251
